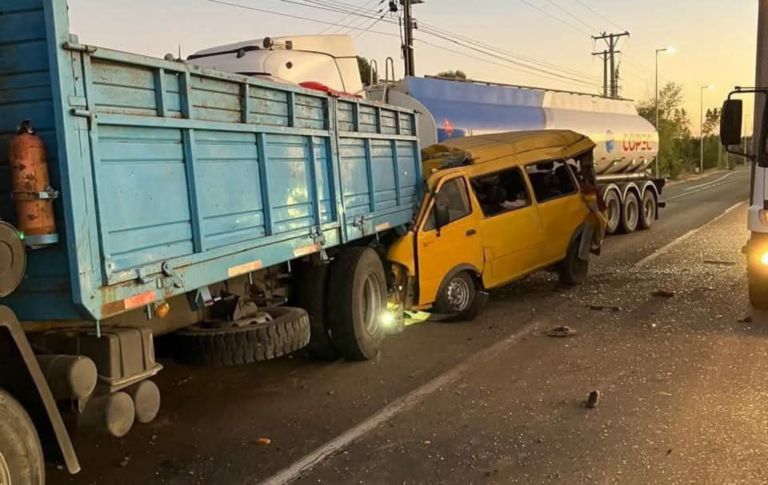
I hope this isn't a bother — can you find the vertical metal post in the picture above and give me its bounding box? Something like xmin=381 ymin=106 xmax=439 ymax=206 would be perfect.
xmin=700 ymin=87 xmax=705 ymax=174
xmin=655 ymin=50 xmax=661 ymax=179
xmin=403 ymin=0 xmax=415 ymax=77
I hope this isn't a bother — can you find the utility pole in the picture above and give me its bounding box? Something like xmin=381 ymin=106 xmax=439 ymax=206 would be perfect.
xmin=592 ymin=32 xmax=630 ymax=98
xmin=592 ymin=50 xmax=608 ymax=97
xmin=402 ymin=0 xmax=415 ymax=77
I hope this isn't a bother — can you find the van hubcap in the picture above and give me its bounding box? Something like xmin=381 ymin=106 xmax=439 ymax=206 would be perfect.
xmin=0 ymin=452 xmax=11 ymax=485
xmin=446 ymin=278 xmax=471 ymax=312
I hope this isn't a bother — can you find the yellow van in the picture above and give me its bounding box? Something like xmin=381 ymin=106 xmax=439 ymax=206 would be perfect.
xmin=388 ymin=130 xmax=606 ymax=320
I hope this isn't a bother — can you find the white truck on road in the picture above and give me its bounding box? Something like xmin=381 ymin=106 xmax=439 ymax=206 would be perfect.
xmin=720 ymin=0 xmax=768 ymax=309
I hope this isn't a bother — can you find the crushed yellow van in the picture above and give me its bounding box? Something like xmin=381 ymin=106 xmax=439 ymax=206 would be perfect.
xmin=388 ymin=130 xmax=606 ymax=320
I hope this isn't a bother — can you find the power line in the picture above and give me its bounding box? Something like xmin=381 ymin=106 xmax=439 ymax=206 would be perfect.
xmin=354 ymin=11 xmax=389 ymax=38
xmin=416 ymin=27 xmax=600 ymax=88
xmin=569 ymin=0 xmax=626 ymax=31
xmin=318 ymin=0 xmax=380 ymax=34
xmin=205 ymin=0 xmax=400 ymax=36
xmin=542 ymin=0 xmax=598 ymax=33
xmin=517 ymin=0 xmax=593 ymax=36
xmin=205 ymin=0 xmax=602 ymax=89
xmin=418 ymin=21 xmax=602 ymax=83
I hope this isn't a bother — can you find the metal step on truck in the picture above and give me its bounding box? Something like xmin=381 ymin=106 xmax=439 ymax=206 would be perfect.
xmin=0 ymin=0 xmax=422 ymax=481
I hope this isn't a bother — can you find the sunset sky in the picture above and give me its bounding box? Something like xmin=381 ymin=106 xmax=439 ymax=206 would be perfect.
xmin=68 ymin=0 xmax=758 ymax=133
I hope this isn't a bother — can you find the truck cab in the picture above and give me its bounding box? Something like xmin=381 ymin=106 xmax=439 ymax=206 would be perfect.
xmin=388 ymin=130 xmax=606 ymax=319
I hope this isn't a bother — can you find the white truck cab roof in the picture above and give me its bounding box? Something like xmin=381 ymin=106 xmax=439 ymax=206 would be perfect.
xmin=188 ymin=35 xmax=364 ymax=96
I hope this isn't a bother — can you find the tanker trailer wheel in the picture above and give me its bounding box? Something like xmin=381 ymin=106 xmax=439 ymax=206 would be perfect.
xmin=639 ymin=190 xmax=657 ymax=230
xmin=328 ymin=248 xmax=387 ymax=361
xmin=171 ymin=307 xmax=310 ymax=366
xmin=0 ymin=390 xmax=45 ymax=485
xmin=603 ymin=190 xmax=622 ymax=234
xmin=620 ymin=191 xmax=640 ymax=234
xmin=289 ymin=262 xmax=340 ymax=361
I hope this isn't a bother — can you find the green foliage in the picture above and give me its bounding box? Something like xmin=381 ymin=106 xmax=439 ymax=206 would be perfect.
xmin=436 ymin=70 xmax=468 ymax=80
xmin=636 ymin=82 xmax=730 ymax=178
xmin=358 ymin=56 xmax=378 ymax=86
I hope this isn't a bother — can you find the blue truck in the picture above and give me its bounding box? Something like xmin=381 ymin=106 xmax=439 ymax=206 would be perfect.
xmin=0 ymin=0 xmax=421 ymax=480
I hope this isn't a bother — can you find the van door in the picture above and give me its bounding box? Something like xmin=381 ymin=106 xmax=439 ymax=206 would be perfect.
xmin=416 ymin=175 xmax=484 ymax=306
xmin=525 ymin=160 xmax=590 ymax=263
xmin=471 ymin=166 xmax=547 ymax=288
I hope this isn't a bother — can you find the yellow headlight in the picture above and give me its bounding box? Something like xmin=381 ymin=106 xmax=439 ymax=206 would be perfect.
xmin=761 ymin=252 xmax=768 ymax=266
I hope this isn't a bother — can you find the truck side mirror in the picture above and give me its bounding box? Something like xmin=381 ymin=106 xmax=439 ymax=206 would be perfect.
xmin=720 ymin=99 xmax=743 ymax=147
xmin=434 ymin=203 xmax=450 ymax=233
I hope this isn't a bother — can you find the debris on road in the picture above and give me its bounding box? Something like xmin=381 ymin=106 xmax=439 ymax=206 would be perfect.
xmin=547 ymin=326 xmax=577 ymax=338
xmin=739 ymin=316 xmax=754 ymax=324
xmin=118 ymin=456 xmax=131 ymax=468
xmin=254 ymin=438 xmax=272 ymax=446
xmin=651 ymin=290 xmax=676 ymax=298
xmin=589 ymin=304 xmax=622 ymax=312
xmin=703 ymin=260 xmax=737 ymax=266
xmin=586 ymin=391 xmax=601 ymax=409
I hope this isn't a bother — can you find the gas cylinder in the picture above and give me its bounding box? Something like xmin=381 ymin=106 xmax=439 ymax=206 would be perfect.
xmin=8 ymin=120 xmax=58 ymax=246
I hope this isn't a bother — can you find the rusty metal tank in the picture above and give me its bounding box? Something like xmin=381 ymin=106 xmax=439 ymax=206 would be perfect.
xmin=8 ymin=121 xmax=58 ymax=247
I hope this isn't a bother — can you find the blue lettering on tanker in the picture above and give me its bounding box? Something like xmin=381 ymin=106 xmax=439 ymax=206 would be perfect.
xmin=605 ymin=129 xmax=615 ymax=153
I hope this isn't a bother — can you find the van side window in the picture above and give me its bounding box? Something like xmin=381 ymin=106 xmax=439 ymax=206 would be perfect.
xmin=423 ymin=178 xmax=472 ymax=232
xmin=471 ymin=167 xmax=531 ymax=217
xmin=526 ymin=161 xmax=577 ymax=203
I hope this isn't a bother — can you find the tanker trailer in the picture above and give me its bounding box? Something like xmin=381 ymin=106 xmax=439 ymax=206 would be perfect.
xmin=369 ymin=76 xmax=663 ymax=234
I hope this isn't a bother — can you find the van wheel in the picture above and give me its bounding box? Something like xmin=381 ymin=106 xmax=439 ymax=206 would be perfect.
xmin=0 ymin=390 xmax=45 ymax=485
xmin=434 ymin=271 xmax=487 ymax=321
xmin=639 ymin=190 xmax=656 ymax=230
xmin=328 ymin=248 xmax=387 ymax=361
xmin=289 ymin=263 xmax=340 ymax=361
xmin=558 ymin=238 xmax=589 ymax=286
xmin=620 ymin=191 xmax=640 ymax=234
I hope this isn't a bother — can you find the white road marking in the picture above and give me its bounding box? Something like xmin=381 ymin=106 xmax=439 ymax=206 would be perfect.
xmin=256 ymin=320 xmax=542 ymax=485
xmin=682 ymin=172 xmax=737 ymax=191
xmin=666 ymin=171 xmax=749 ymax=202
xmin=635 ymin=201 xmax=747 ymax=268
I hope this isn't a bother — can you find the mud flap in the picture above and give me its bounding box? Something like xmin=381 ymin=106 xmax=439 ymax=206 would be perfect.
xmin=0 ymin=306 xmax=80 ymax=474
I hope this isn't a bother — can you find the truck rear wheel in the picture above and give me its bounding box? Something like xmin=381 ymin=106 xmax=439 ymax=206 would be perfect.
xmin=171 ymin=307 xmax=310 ymax=366
xmin=639 ymin=190 xmax=656 ymax=230
xmin=328 ymin=248 xmax=387 ymax=361
xmin=0 ymin=390 xmax=44 ymax=485
xmin=620 ymin=191 xmax=640 ymax=234
xmin=603 ymin=190 xmax=621 ymax=234
xmin=289 ymin=263 xmax=340 ymax=361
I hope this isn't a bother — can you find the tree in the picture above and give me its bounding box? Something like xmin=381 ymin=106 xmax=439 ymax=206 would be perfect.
xmin=436 ymin=70 xmax=468 ymax=80
xmin=357 ymin=56 xmax=378 ymax=86
xmin=702 ymin=108 xmax=721 ymax=137
xmin=637 ymin=82 xmax=693 ymax=178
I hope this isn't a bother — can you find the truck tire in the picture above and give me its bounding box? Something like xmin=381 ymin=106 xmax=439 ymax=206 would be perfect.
xmin=620 ymin=191 xmax=640 ymax=234
xmin=328 ymin=248 xmax=387 ymax=361
xmin=557 ymin=237 xmax=589 ymax=286
xmin=433 ymin=271 xmax=486 ymax=321
xmin=749 ymin=279 xmax=768 ymax=311
xmin=0 ymin=390 xmax=45 ymax=485
xmin=603 ymin=190 xmax=621 ymax=234
xmin=171 ymin=307 xmax=310 ymax=366
xmin=639 ymin=190 xmax=656 ymax=230
xmin=289 ymin=263 xmax=340 ymax=361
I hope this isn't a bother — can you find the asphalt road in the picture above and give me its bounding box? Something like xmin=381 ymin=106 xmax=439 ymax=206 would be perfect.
xmin=49 ymin=167 xmax=756 ymax=485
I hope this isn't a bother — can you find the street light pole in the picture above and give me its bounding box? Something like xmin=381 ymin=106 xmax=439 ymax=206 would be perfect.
xmin=655 ymin=46 xmax=675 ymax=178
xmin=700 ymin=84 xmax=714 ymax=174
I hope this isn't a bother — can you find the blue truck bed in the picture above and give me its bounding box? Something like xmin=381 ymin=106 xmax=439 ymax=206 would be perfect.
xmin=0 ymin=0 xmax=421 ymax=323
